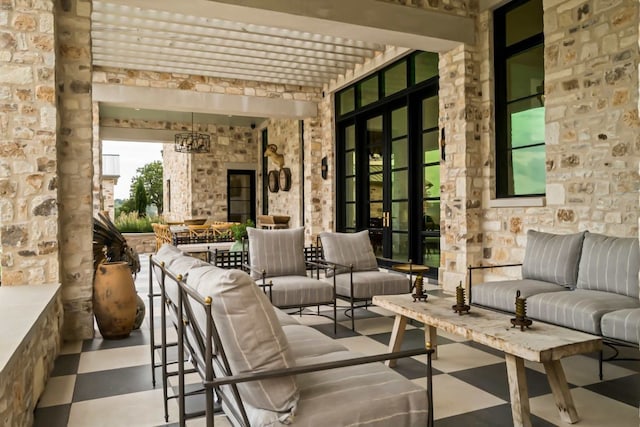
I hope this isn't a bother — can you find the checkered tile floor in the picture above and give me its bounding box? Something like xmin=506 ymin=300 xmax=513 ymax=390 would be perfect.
xmin=34 ymin=256 xmax=640 ymax=426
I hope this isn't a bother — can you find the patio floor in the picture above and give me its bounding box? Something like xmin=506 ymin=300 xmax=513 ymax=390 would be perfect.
xmin=34 ymin=255 xmax=640 ymax=426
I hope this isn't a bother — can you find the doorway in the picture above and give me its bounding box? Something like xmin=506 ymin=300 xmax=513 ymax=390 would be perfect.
xmin=227 ymin=170 xmax=256 ymax=224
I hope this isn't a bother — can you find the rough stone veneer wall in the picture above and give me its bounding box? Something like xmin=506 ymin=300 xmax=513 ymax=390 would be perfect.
xmin=474 ymin=0 xmax=640 ymax=284
xmin=0 ymin=290 xmax=63 ymax=427
xmin=55 ymin=0 xmax=94 ymax=340
xmin=92 ymin=101 xmax=101 ymax=215
xmin=162 ymin=142 xmax=190 ymax=222
xmin=0 ymin=0 xmax=59 ymax=286
xmin=438 ymin=43 xmax=483 ymax=291
xmin=263 ymin=118 xmax=302 ymax=227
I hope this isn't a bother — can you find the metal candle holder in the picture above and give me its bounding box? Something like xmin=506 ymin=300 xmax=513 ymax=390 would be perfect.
xmin=412 ymin=275 xmax=428 ymax=302
xmin=451 ymin=282 xmax=470 ymax=315
xmin=510 ymin=290 xmax=533 ymax=331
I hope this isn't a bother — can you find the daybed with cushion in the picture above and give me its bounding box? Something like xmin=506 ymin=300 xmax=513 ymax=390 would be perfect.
xmin=151 ymin=244 xmax=433 ymax=427
xmin=470 ymin=230 xmax=640 ymax=378
xmin=319 ymin=230 xmax=411 ymax=331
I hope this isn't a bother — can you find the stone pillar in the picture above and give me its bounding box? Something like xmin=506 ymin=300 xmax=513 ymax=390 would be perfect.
xmin=55 ymin=0 xmax=94 ymax=339
xmin=92 ymin=101 xmax=101 ymax=215
xmin=438 ymin=44 xmax=484 ymax=292
xmin=0 ymin=0 xmax=59 ymax=286
xmin=303 ymin=114 xmax=325 ymax=243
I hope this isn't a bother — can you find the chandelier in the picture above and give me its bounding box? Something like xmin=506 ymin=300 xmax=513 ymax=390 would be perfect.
xmin=174 ymin=112 xmax=210 ymax=153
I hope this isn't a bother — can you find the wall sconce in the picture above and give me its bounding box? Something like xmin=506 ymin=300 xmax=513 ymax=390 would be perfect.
xmin=321 ymin=156 xmax=328 ymax=180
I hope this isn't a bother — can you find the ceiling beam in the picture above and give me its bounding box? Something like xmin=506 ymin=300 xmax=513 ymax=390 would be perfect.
xmin=97 ymin=0 xmax=474 ymax=51
xmin=93 ymin=84 xmax=319 ymax=119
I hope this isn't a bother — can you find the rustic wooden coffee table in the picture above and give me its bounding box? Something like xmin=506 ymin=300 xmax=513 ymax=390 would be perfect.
xmin=372 ymin=294 xmax=602 ymax=427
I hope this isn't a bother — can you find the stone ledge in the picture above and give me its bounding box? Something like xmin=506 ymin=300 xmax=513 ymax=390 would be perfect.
xmin=0 ymin=283 xmax=61 ymax=374
xmin=0 ymin=283 xmax=62 ymax=426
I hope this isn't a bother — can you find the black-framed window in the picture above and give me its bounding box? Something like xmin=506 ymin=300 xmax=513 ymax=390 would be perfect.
xmin=227 ymin=170 xmax=255 ymax=224
xmin=494 ymin=0 xmax=545 ymax=198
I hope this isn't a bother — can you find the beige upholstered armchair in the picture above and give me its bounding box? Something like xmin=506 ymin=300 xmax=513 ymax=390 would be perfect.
xmin=246 ymin=227 xmax=337 ymax=333
xmin=319 ymin=230 xmax=410 ymax=331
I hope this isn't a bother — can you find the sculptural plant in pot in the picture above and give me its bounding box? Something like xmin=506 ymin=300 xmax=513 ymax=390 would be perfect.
xmin=229 ymin=219 xmax=254 ymax=252
xmin=93 ymin=212 xmax=144 ymax=339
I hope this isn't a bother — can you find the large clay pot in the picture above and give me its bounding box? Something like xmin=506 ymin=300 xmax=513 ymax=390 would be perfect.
xmin=93 ymin=261 xmax=137 ymax=339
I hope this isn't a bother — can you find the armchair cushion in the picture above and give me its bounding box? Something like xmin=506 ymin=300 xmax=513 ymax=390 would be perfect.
xmin=521 ymin=230 xmax=586 ymax=287
xmin=319 ymin=230 xmax=378 ymax=276
xmin=265 ymin=275 xmax=334 ymax=307
xmin=187 ymin=265 xmax=299 ymax=416
xmin=576 ymin=232 xmax=640 ymax=298
xmin=326 ymin=270 xmax=409 ymax=299
xmin=247 ymin=227 xmax=306 ymax=279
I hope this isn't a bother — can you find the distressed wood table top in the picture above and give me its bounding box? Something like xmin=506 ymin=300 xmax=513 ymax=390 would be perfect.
xmin=373 ymin=294 xmax=602 ymax=362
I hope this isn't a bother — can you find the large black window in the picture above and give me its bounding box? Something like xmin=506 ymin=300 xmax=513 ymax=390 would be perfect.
xmin=494 ymin=0 xmax=545 ymax=198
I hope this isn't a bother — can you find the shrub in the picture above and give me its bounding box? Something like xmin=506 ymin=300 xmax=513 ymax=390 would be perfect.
xmin=114 ymin=212 xmax=159 ymax=233
xmin=230 ymin=219 xmax=255 ymax=241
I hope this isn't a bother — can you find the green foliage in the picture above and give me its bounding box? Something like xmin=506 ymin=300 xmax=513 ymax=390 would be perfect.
xmin=116 ymin=198 xmax=136 ymax=217
xmin=134 ymin=179 xmax=148 ymax=217
xmin=230 ymin=219 xmax=255 ymax=241
xmin=114 ymin=212 xmax=159 ymax=233
xmin=130 ymin=161 xmax=163 ymax=214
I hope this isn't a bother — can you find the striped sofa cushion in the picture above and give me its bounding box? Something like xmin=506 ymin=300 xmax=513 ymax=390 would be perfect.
xmin=576 ymin=232 xmax=640 ymax=298
xmin=600 ymin=309 xmax=640 ymax=344
xmin=327 ymin=270 xmax=409 ymax=299
xmin=319 ymin=230 xmax=379 ymax=276
xmin=526 ymin=290 xmax=640 ymax=335
xmin=247 ymin=227 xmax=307 ymax=279
xmin=521 ymin=230 xmax=586 ymax=287
xmin=471 ymin=279 xmax=569 ymax=313
xmin=187 ymin=265 xmax=299 ymax=419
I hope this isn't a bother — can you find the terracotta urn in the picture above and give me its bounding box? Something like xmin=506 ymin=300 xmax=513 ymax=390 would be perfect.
xmin=93 ymin=261 xmax=137 ymax=339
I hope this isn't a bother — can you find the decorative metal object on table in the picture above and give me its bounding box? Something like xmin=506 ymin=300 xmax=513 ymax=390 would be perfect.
xmin=393 ymin=261 xmax=430 ymax=302
xmin=511 ymin=290 xmax=533 ymax=331
xmin=452 ymin=282 xmax=470 ymax=315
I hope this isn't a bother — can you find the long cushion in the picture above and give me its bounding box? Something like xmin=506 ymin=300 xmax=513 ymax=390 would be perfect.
xmin=325 ymin=270 xmax=409 ymax=299
xmin=247 ymin=227 xmax=306 ymax=279
xmin=471 ymin=279 xmax=569 ymax=313
xmin=282 ymin=324 xmax=347 ymax=359
xmin=600 ymin=309 xmax=640 ymax=344
xmin=521 ymin=230 xmax=586 ymax=287
xmin=576 ymin=232 xmax=640 ymax=298
xmin=187 ymin=265 xmax=299 ymax=419
xmin=291 ymin=351 xmax=428 ymax=426
xmin=526 ymin=290 xmax=640 ymax=335
xmin=319 ymin=230 xmax=379 ymax=276
xmin=262 ymin=275 xmax=334 ymax=307
xmin=152 ymin=244 xmax=185 ymax=285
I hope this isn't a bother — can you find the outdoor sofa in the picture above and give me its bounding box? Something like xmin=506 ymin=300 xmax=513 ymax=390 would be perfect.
xmin=469 ymin=230 xmax=640 ymax=377
xmin=151 ymin=244 xmax=433 ymax=426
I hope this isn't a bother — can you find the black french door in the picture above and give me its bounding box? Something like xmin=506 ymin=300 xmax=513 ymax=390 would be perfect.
xmin=337 ymin=87 xmax=440 ymax=277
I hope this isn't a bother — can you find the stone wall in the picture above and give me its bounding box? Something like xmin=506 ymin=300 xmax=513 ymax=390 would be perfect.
xmin=438 ymin=42 xmax=483 ymax=291
xmin=0 ymin=0 xmax=59 ymax=287
xmin=92 ymin=101 xmax=100 ymax=215
xmin=263 ymin=119 xmax=302 ymax=227
xmin=162 ymin=142 xmax=190 ymax=222
xmin=471 ymin=0 xmax=640 ymax=284
xmin=122 ymin=232 xmax=155 ymax=255
xmin=0 ymin=286 xmax=63 ymax=427
xmin=93 ymin=66 xmax=320 ymax=103
xmin=55 ymin=0 xmax=94 ymax=340
xmin=101 ymin=176 xmax=116 ymax=219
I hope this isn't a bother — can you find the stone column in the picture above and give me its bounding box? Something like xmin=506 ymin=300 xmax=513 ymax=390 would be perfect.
xmin=303 ymin=114 xmax=325 ymax=243
xmin=55 ymin=0 xmax=94 ymax=339
xmin=438 ymin=43 xmax=484 ymax=292
xmin=0 ymin=0 xmax=59 ymax=286
xmin=92 ymin=100 xmax=101 ymax=215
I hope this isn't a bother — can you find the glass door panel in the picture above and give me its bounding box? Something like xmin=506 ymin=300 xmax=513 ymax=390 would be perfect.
xmin=420 ymin=95 xmax=440 ymax=270
xmin=367 ymin=116 xmax=384 ymax=256
xmin=389 ymin=106 xmax=409 ymax=261
xmin=344 ymin=124 xmax=357 ymax=231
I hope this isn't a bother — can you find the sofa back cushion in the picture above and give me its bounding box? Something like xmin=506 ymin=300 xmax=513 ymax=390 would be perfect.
xmin=187 ymin=265 xmax=299 ymax=415
xmin=522 ymin=230 xmax=586 ymax=287
xmin=319 ymin=230 xmax=379 ymax=276
xmin=247 ymin=227 xmax=306 ymax=279
xmin=577 ymin=232 xmax=640 ymax=298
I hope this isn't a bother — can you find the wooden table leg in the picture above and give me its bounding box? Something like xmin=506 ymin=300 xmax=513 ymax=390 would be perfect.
xmin=426 ymin=325 xmax=438 ymax=360
xmin=505 ymin=354 xmax=532 ymax=427
xmin=543 ymin=360 xmax=579 ymax=423
xmin=386 ymin=315 xmax=407 ymax=367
